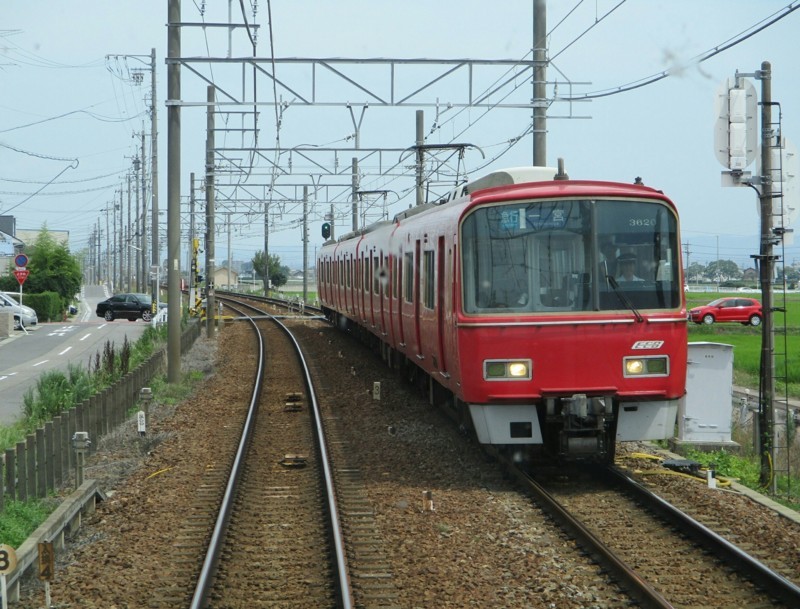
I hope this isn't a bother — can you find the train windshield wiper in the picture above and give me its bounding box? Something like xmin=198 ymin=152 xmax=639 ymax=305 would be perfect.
xmin=606 ymin=275 xmax=644 ymax=323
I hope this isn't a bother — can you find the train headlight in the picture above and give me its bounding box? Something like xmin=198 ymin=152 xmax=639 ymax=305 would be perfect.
xmin=625 ymin=359 xmax=645 ymax=375
xmin=484 ymin=359 xmax=532 ymax=380
xmin=623 ymin=356 xmax=669 ymax=377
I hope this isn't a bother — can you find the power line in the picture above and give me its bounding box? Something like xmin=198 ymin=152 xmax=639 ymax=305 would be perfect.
xmin=557 ymin=1 xmax=800 ymax=101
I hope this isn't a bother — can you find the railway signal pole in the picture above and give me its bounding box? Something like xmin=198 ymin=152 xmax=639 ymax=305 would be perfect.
xmin=755 ymin=62 xmax=775 ymax=489
xmin=715 ymin=62 xmax=776 ymax=487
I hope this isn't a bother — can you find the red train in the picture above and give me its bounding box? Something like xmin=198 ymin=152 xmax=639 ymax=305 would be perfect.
xmin=317 ymin=165 xmax=687 ymax=462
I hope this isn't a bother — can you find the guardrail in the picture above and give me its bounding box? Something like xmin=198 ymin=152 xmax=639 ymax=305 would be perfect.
xmin=0 ymin=320 xmax=201 ymax=601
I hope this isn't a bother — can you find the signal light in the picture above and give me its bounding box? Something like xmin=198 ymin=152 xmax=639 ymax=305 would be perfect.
xmin=321 ymin=222 xmax=331 ymax=239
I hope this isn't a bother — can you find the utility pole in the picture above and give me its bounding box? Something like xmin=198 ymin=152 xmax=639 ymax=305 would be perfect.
xmin=683 ymin=242 xmax=691 ymax=284
xmin=167 ymin=0 xmax=181 ymax=383
xmin=134 ymin=153 xmax=142 ymax=292
xmin=140 ymin=128 xmax=148 ymax=296
xmin=533 ymin=0 xmax=547 ymax=166
xmin=150 ymin=47 xmax=160 ymax=311
xmin=104 ymin=208 xmax=111 ymax=286
xmin=119 ymin=187 xmax=124 ymax=291
xmin=96 ymin=220 xmax=102 ymax=284
xmin=127 ymin=175 xmax=132 ymax=291
xmin=112 ymin=203 xmax=118 ymax=292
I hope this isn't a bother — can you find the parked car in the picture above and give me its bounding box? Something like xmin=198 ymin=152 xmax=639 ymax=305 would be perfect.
xmin=689 ymin=297 xmax=762 ymax=326
xmin=0 ymin=292 xmax=38 ymax=330
xmin=95 ymin=293 xmax=153 ymax=322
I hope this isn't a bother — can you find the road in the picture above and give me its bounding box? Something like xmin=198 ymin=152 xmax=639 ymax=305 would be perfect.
xmin=0 ymin=285 xmax=150 ymax=426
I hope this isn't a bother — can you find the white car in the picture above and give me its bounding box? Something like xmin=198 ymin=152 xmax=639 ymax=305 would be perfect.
xmin=0 ymin=292 xmax=39 ymax=329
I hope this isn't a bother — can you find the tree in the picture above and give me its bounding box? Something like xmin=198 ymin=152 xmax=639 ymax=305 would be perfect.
xmin=686 ymin=262 xmax=706 ymax=283
xmin=704 ymin=260 xmax=742 ymax=282
xmin=778 ymin=265 xmax=800 ymax=289
xmin=0 ymin=227 xmax=82 ymax=306
xmin=251 ymin=251 xmax=288 ymax=289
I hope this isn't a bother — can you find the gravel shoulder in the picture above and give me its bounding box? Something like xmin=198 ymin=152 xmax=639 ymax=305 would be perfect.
xmin=13 ymin=320 xmax=800 ymax=608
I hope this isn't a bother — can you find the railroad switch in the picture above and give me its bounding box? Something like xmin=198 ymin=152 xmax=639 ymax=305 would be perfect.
xmin=279 ymin=454 xmax=308 ymax=468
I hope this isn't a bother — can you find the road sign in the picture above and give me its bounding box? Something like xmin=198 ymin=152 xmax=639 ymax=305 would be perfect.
xmin=13 ymin=269 xmax=29 ymax=285
xmin=0 ymin=545 xmax=17 ymax=575
xmin=14 ymin=254 xmax=28 ymax=268
xmin=38 ymin=542 xmax=54 ymax=581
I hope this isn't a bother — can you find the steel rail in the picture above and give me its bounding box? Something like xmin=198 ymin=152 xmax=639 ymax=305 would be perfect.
xmin=604 ymin=466 xmax=800 ymax=608
xmin=507 ymin=464 xmax=675 ymax=609
xmin=189 ymin=301 xmax=265 ymax=609
xmin=204 ymin=295 xmax=355 ymax=609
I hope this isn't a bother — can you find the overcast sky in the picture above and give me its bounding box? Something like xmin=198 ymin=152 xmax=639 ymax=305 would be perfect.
xmin=1 ymin=1 xmax=799 ymax=271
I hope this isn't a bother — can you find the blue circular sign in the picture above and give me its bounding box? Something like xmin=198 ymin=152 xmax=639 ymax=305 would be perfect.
xmin=14 ymin=254 xmax=28 ymax=267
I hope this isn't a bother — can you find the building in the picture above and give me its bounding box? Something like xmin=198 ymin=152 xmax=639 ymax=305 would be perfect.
xmin=213 ymin=266 xmax=239 ymax=289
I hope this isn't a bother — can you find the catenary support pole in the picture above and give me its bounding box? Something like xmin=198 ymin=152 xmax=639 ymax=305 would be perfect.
xmin=205 ymin=85 xmax=216 ymax=337
xmin=167 ymin=0 xmax=181 ymax=383
xmin=533 ymin=0 xmax=547 ymax=166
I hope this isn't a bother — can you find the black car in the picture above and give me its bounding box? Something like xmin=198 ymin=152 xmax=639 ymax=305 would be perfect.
xmin=96 ymin=293 xmax=153 ymax=322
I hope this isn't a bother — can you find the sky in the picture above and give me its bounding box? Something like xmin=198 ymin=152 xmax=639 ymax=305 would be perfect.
xmin=1 ymin=1 xmax=799 ymax=273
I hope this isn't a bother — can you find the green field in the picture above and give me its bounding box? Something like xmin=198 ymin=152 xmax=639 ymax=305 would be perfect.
xmin=686 ymin=290 xmax=800 ymax=397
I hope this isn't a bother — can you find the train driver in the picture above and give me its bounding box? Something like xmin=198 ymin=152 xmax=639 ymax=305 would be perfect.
xmin=599 ymin=238 xmax=618 ymax=277
xmin=615 ymin=252 xmax=644 ymax=282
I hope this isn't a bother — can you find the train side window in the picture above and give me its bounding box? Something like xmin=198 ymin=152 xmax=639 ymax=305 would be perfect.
xmin=404 ymin=252 xmax=414 ymax=303
xmin=423 ymin=250 xmax=435 ymax=309
xmin=373 ymin=256 xmax=380 ymax=294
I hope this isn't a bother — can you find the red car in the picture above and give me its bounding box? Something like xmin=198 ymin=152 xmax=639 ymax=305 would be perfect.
xmin=689 ymin=297 xmax=762 ymax=326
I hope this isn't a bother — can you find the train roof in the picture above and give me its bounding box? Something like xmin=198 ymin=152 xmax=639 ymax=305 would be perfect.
xmin=325 ymin=165 xmax=670 ymax=246
xmin=437 ymin=166 xmax=559 ymax=205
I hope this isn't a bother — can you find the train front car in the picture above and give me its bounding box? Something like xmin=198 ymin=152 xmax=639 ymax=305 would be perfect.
xmin=457 ymin=172 xmax=687 ymax=462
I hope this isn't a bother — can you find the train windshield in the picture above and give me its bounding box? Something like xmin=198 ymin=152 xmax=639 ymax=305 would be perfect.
xmin=460 ymin=198 xmax=680 ymax=314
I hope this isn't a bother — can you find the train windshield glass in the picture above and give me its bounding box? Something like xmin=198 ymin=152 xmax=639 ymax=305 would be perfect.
xmin=460 ymin=198 xmax=680 ymax=314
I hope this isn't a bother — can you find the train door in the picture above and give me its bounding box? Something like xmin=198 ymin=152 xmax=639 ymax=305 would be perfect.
xmin=371 ymin=253 xmax=379 ymax=329
xmin=377 ymin=253 xmax=386 ymax=336
xmin=436 ymin=236 xmax=448 ymax=375
xmin=386 ymin=253 xmax=395 ymax=345
xmin=414 ymin=240 xmax=422 ymax=360
xmin=398 ymin=253 xmax=407 ymax=348
xmin=366 ymin=252 xmax=371 ymax=327
xmin=336 ymin=258 xmax=347 ymax=312
xmin=346 ymin=255 xmax=353 ymax=317
xmin=320 ymin=257 xmax=327 ymax=304
xmin=359 ymin=254 xmax=366 ymax=323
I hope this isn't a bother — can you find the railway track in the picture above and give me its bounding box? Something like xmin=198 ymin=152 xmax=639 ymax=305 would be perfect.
xmin=516 ymin=463 xmax=800 ymax=609
xmin=19 ymin=292 xmax=800 ymax=607
xmin=152 ymin=298 xmax=351 ymax=607
xmin=215 ymin=292 xmax=800 ymax=608
xmin=193 ymin=295 xmax=407 ymax=608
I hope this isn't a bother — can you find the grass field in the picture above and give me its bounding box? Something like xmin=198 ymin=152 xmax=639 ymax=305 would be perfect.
xmin=686 ymin=290 xmax=800 ymax=397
